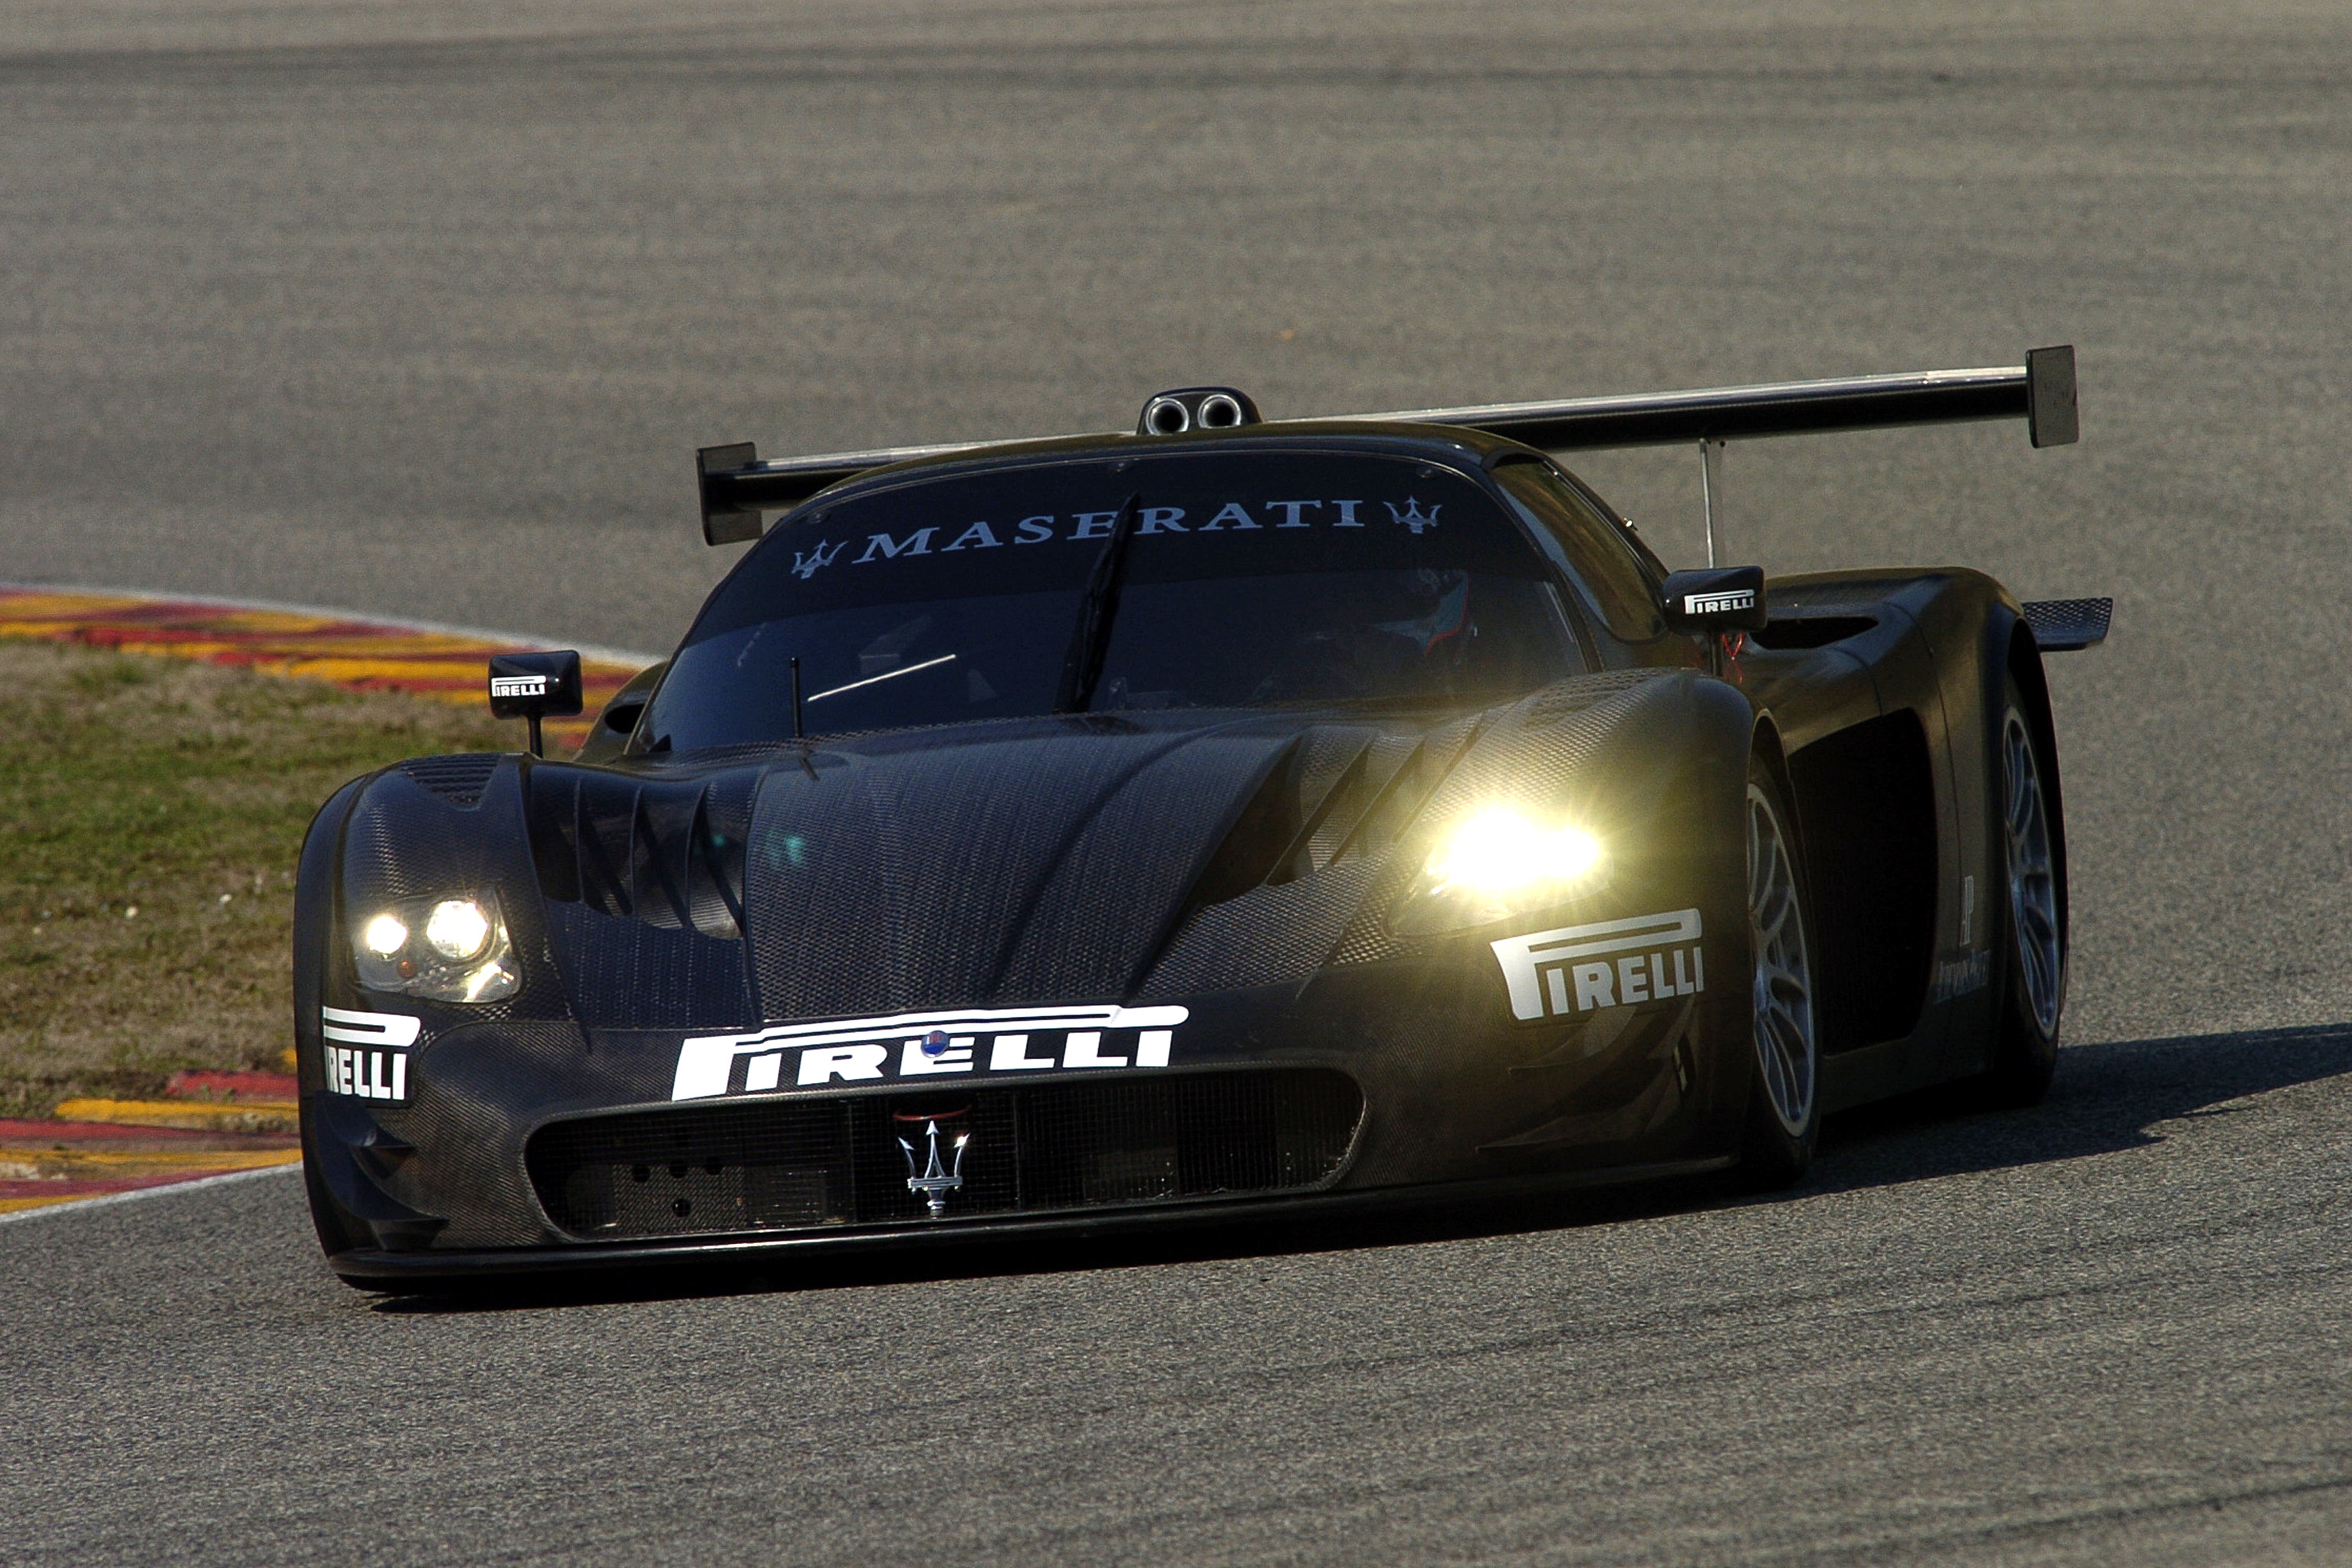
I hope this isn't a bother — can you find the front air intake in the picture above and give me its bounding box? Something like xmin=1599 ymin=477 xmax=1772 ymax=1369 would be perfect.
xmin=526 ymin=1069 xmax=1364 ymax=1240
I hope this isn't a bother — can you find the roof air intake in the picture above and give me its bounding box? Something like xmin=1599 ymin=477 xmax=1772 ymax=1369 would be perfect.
xmin=1136 ymin=385 xmax=1262 ymax=436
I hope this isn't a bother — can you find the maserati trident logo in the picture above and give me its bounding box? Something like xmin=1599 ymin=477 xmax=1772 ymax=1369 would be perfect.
xmin=897 ymin=1109 xmax=970 ymax=1217
xmin=1385 ymin=497 xmax=1442 ymax=534
xmin=792 ymin=539 xmax=845 ymax=579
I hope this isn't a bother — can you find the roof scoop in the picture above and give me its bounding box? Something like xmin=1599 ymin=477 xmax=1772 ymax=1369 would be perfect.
xmin=1138 ymin=386 xmax=1262 ymax=436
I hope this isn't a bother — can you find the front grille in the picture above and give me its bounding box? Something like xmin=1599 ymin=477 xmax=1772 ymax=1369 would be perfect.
xmin=526 ymin=1069 xmax=1364 ymax=1241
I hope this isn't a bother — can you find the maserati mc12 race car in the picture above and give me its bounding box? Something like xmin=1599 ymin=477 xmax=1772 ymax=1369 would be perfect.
xmin=297 ymin=349 xmax=2110 ymax=1286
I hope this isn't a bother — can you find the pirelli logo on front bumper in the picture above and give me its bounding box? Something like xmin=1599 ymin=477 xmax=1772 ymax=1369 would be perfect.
xmin=1490 ymin=909 xmax=1705 ymax=1023
xmin=671 ymin=1004 xmax=1190 ymax=1101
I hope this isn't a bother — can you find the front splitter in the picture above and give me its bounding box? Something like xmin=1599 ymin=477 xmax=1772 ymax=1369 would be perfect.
xmin=329 ymin=1155 xmax=1736 ymax=1287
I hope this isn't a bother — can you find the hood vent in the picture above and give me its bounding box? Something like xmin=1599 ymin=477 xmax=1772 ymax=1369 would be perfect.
xmin=527 ymin=768 xmax=754 ymax=941
xmin=1184 ymin=716 xmax=1490 ymax=913
xmin=396 ymin=753 xmax=502 ymax=808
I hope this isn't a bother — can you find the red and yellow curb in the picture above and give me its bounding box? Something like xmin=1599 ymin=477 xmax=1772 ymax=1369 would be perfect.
xmin=0 ymin=585 xmax=660 ymax=1216
xmin=49 ymin=1098 xmax=300 ymax=1136
xmin=0 ymin=585 xmax=659 ymax=753
xmin=0 ymin=1115 xmax=303 ymax=1217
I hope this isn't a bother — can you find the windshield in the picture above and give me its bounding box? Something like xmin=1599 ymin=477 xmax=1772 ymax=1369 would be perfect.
xmin=641 ymin=450 xmax=1587 ymax=749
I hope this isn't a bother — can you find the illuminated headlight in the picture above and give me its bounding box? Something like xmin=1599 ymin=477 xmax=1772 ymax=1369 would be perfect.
xmin=1391 ymin=808 xmax=1610 ymax=935
xmin=424 ymin=898 xmax=494 ymax=960
xmin=350 ymin=891 xmax=519 ymax=1003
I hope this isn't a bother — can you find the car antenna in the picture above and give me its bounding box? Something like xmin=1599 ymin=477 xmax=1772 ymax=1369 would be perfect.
xmin=789 ymin=655 xmax=805 ymax=739
xmin=1055 ymin=491 xmax=1144 ymax=714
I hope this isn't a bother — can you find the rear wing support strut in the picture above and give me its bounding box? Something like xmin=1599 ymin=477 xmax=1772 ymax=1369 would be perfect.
xmin=1699 ymin=438 xmax=1725 ymax=568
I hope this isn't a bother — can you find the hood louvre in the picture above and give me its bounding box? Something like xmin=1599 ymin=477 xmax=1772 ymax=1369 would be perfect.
xmin=522 ymin=764 xmax=761 ymax=1029
xmin=527 ymin=768 xmax=751 ymax=941
xmin=396 ymin=753 xmax=500 ymax=808
xmin=1321 ymin=712 xmax=1493 ymax=867
xmin=1185 ymin=737 xmax=1311 ymax=909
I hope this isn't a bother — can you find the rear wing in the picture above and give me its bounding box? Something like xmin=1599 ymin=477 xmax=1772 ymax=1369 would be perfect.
xmin=697 ymin=345 xmax=2078 ymax=544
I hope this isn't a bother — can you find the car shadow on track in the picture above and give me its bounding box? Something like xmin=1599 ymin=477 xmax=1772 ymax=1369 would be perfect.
xmin=373 ymin=1020 xmax=2352 ymax=1316
xmin=1806 ymin=1019 xmax=2352 ymax=1195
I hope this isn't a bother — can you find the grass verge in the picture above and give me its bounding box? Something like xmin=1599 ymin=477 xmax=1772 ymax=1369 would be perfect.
xmin=0 ymin=641 xmax=508 ymax=1119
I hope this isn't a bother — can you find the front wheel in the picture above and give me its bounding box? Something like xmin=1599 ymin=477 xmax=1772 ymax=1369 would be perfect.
xmin=1735 ymin=756 xmax=1822 ymax=1188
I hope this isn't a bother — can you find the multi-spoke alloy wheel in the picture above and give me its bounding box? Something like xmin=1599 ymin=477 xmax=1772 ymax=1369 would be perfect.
xmin=1746 ymin=780 xmax=1818 ymax=1142
xmin=2002 ymin=710 xmax=2063 ymax=1037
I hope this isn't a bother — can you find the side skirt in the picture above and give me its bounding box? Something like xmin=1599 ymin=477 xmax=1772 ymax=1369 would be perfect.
xmin=1819 ymin=1013 xmax=1977 ymax=1116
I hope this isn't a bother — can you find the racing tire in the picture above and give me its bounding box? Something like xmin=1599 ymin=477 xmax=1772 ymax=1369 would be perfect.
xmin=1978 ymin=674 xmax=2066 ymax=1107
xmin=1734 ymin=754 xmax=1822 ymax=1189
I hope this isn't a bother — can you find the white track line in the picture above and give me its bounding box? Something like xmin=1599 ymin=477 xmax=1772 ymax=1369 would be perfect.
xmin=0 ymin=1162 xmax=302 ymax=1227
xmin=0 ymin=581 xmax=665 ymax=671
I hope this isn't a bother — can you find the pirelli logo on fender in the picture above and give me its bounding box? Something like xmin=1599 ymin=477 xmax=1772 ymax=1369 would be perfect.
xmin=671 ymin=1004 xmax=1190 ymax=1101
xmin=321 ymin=1007 xmax=421 ymax=1103
xmin=1489 ymin=909 xmax=1705 ymax=1023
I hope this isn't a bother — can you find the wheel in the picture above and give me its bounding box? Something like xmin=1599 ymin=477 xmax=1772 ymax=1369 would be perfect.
xmin=1736 ymin=755 xmax=1822 ymax=1188
xmin=1978 ymin=675 xmax=2065 ymax=1105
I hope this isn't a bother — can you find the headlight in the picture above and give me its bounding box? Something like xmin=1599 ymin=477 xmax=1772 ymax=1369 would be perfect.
xmin=1390 ymin=808 xmax=1610 ymax=935
xmin=350 ymin=891 xmax=519 ymax=1003
xmin=424 ymin=898 xmax=494 ymax=960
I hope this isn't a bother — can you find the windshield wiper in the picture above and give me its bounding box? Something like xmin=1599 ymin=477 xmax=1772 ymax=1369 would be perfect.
xmin=1054 ymin=491 xmax=1142 ymax=714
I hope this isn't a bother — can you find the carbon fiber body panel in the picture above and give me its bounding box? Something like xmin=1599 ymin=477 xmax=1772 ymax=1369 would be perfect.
xmin=299 ymin=673 xmax=1762 ymax=1275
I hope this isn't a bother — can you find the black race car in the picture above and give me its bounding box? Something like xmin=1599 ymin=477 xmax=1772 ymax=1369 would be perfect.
xmin=298 ymin=350 xmax=2110 ymax=1287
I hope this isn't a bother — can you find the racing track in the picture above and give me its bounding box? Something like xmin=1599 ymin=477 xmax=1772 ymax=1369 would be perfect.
xmin=4 ymin=2 xmax=2350 ymax=1562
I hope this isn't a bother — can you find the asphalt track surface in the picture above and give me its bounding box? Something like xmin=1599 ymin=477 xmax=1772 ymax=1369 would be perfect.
xmin=3 ymin=2 xmax=2350 ymax=1562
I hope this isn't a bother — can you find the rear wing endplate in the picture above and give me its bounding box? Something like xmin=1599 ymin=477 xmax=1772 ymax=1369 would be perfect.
xmin=697 ymin=345 xmax=2079 ymax=544
xmin=2020 ymin=596 xmax=2112 ymax=652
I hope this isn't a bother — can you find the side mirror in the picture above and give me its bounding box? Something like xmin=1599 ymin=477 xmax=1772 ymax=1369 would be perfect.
xmin=1660 ymin=566 xmax=1769 ymax=635
xmin=487 ymin=651 xmax=584 ymax=758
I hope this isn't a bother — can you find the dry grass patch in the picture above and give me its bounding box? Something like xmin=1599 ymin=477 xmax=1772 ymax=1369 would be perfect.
xmin=0 ymin=641 xmax=510 ymax=1117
